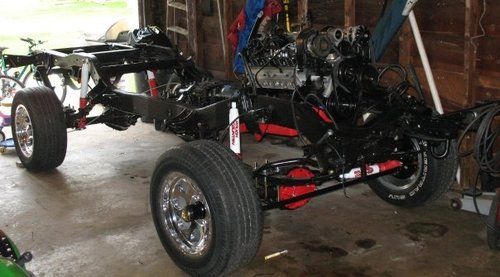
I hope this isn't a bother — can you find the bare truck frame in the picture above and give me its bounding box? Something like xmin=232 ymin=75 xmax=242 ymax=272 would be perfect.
xmin=4 ymin=22 xmax=499 ymax=277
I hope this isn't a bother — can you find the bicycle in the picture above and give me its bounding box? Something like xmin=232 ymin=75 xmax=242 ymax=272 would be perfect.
xmin=1 ymin=38 xmax=73 ymax=103
xmin=0 ymin=38 xmax=43 ymax=101
xmin=0 ymin=47 xmax=24 ymax=101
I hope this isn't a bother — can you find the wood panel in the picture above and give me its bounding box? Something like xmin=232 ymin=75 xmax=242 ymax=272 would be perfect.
xmin=344 ymin=0 xmax=355 ymax=27
xmin=308 ymin=0 xmax=343 ymax=27
xmin=147 ymin=0 xmax=500 ymax=189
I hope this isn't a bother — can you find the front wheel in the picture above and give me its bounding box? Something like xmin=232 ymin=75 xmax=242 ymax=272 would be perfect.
xmin=11 ymin=86 xmax=67 ymax=171
xmin=150 ymin=140 xmax=262 ymax=276
xmin=23 ymin=71 xmax=68 ymax=104
xmin=368 ymin=139 xmax=458 ymax=207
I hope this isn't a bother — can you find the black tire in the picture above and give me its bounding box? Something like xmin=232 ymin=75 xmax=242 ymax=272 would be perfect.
xmin=0 ymin=75 xmax=24 ymax=100
xmin=151 ymin=140 xmax=262 ymax=276
xmin=11 ymin=86 xmax=67 ymax=171
xmin=368 ymin=139 xmax=458 ymax=207
xmin=0 ymin=131 xmax=5 ymax=142
xmin=23 ymin=71 xmax=67 ymax=104
xmin=487 ymin=192 xmax=500 ymax=250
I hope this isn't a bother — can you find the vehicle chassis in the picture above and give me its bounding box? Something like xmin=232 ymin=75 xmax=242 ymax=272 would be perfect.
xmin=5 ymin=41 xmax=497 ymax=210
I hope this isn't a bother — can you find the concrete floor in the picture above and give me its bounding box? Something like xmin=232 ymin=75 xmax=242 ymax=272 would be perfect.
xmin=1 ymin=122 xmax=499 ymax=276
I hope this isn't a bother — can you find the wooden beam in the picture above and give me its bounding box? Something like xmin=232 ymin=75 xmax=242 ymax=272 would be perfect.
xmin=344 ymin=0 xmax=355 ymax=28
xmin=138 ymin=0 xmax=146 ymax=28
xmin=398 ymin=21 xmax=413 ymax=66
xmin=462 ymin=0 xmax=481 ymax=188
xmin=464 ymin=0 xmax=480 ymax=108
xmin=297 ymin=0 xmax=309 ymax=24
xmin=186 ymin=0 xmax=203 ymax=66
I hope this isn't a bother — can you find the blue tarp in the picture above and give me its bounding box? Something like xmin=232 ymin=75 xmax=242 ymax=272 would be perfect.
xmin=234 ymin=0 xmax=266 ymax=73
xmin=234 ymin=0 xmax=410 ymax=68
xmin=372 ymin=0 xmax=408 ymax=61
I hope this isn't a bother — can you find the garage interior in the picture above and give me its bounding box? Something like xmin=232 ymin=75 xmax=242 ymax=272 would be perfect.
xmin=1 ymin=0 xmax=499 ymax=276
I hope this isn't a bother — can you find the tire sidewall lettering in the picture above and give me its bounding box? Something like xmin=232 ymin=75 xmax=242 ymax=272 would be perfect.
xmin=389 ymin=140 xmax=429 ymax=200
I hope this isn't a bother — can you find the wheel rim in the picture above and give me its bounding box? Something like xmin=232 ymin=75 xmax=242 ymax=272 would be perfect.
xmin=377 ymin=139 xmax=425 ymax=191
xmin=160 ymin=172 xmax=213 ymax=257
xmin=14 ymin=104 xmax=34 ymax=158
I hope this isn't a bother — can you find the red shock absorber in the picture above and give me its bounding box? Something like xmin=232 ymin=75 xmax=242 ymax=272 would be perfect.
xmin=77 ymin=98 xmax=88 ymax=129
xmin=279 ymin=167 xmax=316 ymax=210
xmin=340 ymin=160 xmax=402 ymax=179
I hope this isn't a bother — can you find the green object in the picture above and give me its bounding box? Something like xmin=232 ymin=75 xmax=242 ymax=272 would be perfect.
xmin=4 ymin=236 xmax=21 ymax=260
xmin=0 ymin=257 xmax=30 ymax=277
xmin=0 ymin=230 xmax=31 ymax=276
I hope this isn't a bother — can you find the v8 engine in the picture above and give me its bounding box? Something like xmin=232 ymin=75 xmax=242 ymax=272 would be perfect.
xmin=245 ymin=25 xmax=380 ymax=121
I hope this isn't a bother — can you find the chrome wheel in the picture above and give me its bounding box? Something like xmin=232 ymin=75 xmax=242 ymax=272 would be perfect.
xmin=14 ymin=104 xmax=34 ymax=158
xmin=160 ymin=172 xmax=213 ymax=257
xmin=376 ymin=138 xmax=425 ymax=192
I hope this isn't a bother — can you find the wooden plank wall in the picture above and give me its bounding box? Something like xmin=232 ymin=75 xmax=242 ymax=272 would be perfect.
xmin=148 ymin=0 xmax=499 ymax=187
xmin=147 ymin=0 xmax=499 ymax=107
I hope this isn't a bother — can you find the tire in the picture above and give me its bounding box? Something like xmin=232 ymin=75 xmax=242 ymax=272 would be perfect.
xmin=0 ymin=131 xmax=5 ymax=142
xmin=487 ymin=192 xmax=500 ymax=250
xmin=23 ymin=71 xmax=68 ymax=104
xmin=150 ymin=140 xmax=262 ymax=276
xmin=368 ymin=139 xmax=458 ymax=207
xmin=11 ymin=86 xmax=67 ymax=171
xmin=0 ymin=75 xmax=24 ymax=100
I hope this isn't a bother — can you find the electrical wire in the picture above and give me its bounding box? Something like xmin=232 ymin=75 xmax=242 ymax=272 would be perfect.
xmin=471 ymin=0 xmax=487 ymax=51
xmin=377 ymin=64 xmax=407 ymax=86
xmin=457 ymin=104 xmax=500 ymax=174
xmin=304 ymin=93 xmax=339 ymax=130
xmin=474 ymin=105 xmax=500 ymax=173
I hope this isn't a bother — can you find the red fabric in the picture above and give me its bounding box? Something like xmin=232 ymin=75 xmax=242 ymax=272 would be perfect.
xmin=228 ymin=9 xmax=246 ymax=53
xmin=227 ymin=0 xmax=283 ymax=53
xmin=263 ymin=0 xmax=283 ymax=17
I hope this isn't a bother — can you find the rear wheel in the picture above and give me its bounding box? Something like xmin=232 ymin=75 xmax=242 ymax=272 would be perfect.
xmin=0 ymin=75 xmax=24 ymax=101
xmin=368 ymin=139 xmax=458 ymax=207
xmin=11 ymin=86 xmax=67 ymax=171
xmin=151 ymin=140 xmax=262 ymax=276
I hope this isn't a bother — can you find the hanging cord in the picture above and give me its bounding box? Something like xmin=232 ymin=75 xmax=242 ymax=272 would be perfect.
xmin=304 ymin=93 xmax=339 ymax=130
xmin=457 ymin=104 xmax=500 ymax=174
xmin=473 ymin=105 xmax=500 ymax=173
xmin=470 ymin=0 xmax=487 ymax=51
